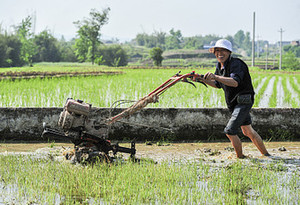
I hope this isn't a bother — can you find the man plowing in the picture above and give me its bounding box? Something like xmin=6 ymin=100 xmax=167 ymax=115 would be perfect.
xmin=201 ymin=39 xmax=270 ymax=158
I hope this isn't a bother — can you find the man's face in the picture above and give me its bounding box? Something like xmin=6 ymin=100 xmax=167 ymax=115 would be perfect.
xmin=214 ymin=48 xmax=231 ymax=65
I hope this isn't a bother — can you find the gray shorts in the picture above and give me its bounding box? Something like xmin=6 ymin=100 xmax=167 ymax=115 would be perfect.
xmin=224 ymin=104 xmax=253 ymax=135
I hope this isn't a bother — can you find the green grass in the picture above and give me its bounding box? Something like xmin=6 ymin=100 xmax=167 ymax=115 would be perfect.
xmin=0 ymin=155 xmax=299 ymax=204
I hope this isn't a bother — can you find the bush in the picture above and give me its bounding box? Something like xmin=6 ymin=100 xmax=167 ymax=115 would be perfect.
xmin=96 ymin=45 xmax=128 ymax=66
xmin=0 ymin=33 xmax=24 ymax=67
xmin=149 ymin=47 xmax=163 ymax=66
xmin=282 ymin=51 xmax=300 ymax=70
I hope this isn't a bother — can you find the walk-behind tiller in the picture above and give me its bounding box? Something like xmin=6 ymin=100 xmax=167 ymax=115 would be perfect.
xmin=42 ymin=71 xmax=207 ymax=163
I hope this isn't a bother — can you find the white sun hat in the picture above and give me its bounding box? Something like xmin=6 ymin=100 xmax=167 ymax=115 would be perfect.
xmin=209 ymin=39 xmax=232 ymax=53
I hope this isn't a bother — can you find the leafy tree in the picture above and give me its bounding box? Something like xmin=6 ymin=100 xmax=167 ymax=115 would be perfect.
xmin=74 ymin=8 xmax=110 ymax=64
xmin=233 ymin=30 xmax=245 ymax=49
xmin=33 ymin=30 xmax=61 ymax=62
xmin=0 ymin=33 xmax=12 ymax=67
xmin=283 ymin=45 xmax=300 ymax=57
xmin=135 ymin=33 xmax=148 ymax=46
xmin=16 ymin=16 xmax=37 ymax=66
xmin=153 ymin=31 xmax=166 ymax=48
xmin=242 ymin=32 xmax=252 ymax=55
xmin=182 ymin=36 xmax=204 ymax=49
xmin=134 ymin=31 xmax=166 ymax=48
xmin=0 ymin=33 xmax=23 ymax=67
xmin=58 ymin=37 xmax=77 ymax=62
xmin=96 ymin=45 xmax=128 ymax=67
xmin=149 ymin=47 xmax=163 ymax=66
xmin=282 ymin=51 xmax=300 ymax=70
xmin=166 ymin=29 xmax=182 ymax=50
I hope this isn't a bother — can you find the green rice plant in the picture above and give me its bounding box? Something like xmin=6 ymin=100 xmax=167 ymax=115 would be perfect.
xmin=0 ymin=68 xmax=227 ymax=108
xmin=251 ymin=72 xmax=263 ymax=89
xmin=289 ymin=76 xmax=300 ymax=105
xmin=253 ymin=75 xmax=273 ymax=107
xmin=268 ymin=75 xmax=279 ymax=107
xmin=0 ymin=155 xmax=299 ymax=204
xmin=281 ymin=75 xmax=293 ymax=107
xmin=0 ymin=64 xmax=298 ymax=108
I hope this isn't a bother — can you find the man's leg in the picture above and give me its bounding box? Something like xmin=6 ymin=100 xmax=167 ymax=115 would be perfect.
xmin=224 ymin=104 xmax=252 ymax=158
xmin=226 ymin=134 xmax=245 ymax=158
xmin=241 ymin=124 xmax=270 ymax=156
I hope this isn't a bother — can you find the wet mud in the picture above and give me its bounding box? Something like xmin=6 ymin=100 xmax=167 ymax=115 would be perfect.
xmin=1 ymin=142 xmax=299 ymax=170
xmin=135 ymin=142 xmax=300 ymax=169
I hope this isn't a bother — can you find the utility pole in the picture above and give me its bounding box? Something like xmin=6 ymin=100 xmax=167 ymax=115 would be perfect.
xmin=252 ymin=12 xmax=255 ymax=67
xmin=31 ymin=10 xmax=37 ymax=34
xmin=279 ymin=28 xmax=284 ymax=70
xmin=265 ymin=43 xmax=268 ymax=70
xmin=256 ymin=35 xmax=261 ymax=58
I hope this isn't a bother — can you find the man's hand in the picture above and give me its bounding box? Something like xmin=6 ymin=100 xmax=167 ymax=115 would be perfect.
xmin=204 ymin=72 xmax=238 ymax=88
xmin=204 ymin=72 xmax=216 ymax=81
xmin=199 ymin=72 xmax=218 ymax=88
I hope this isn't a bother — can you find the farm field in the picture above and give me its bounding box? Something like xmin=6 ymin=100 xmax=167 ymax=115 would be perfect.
xmin=0 ymin=142 xmax=299 ymax=204
xmin=0 ymin=64 xmax=299 ymax=204
xmin=0 ymin=64 xmax=299 ymax=108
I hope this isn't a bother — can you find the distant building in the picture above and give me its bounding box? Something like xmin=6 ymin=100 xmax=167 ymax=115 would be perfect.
xmin=291 ymin=41 xmax=300 ymax=46
xmin=203 ymin=41 xmax=216 ymax=50
xmin=203 ymin=45 xmax=213 ymax=50
xmin=276 ymin=41 xmax=291 ymax=47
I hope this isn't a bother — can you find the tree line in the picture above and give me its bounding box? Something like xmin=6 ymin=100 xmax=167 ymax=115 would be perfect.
xmin=0 ymin=8 xmax=128 ymax=67
xmin=134 ymin=29 xmax=252 ymax=55
xmin=0 ymin=7 xmax=299 ymax=69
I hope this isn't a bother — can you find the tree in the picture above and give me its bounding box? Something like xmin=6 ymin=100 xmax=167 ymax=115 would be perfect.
xmin=96 ymin=45 xmax=128 ymax=67
xmin=0 ymin=33 xmax=23 ymax=67
xmin=233 ymin=30 xmax=245 ymax=49
xmin=149 ymin=47 xmax=163 ymax=66
xmin=16 ymin=16 xmax=37 ymax=66
xmin=284 ymin=45 xmax=300 ymax=57
xmin=74 ymin=8 xmax=110 ymax=64
xmin=282 ymin=51 xmax=300 ymax=70
xmin=33 ymin=30 xmax=61 ymax=62
xmin=58 ymin=37 xmax=77 ymax=62
xmin=166 ymin=29 xmax=182 ymax=50
xmin=183 ymin=36 xmax=203 ymax=49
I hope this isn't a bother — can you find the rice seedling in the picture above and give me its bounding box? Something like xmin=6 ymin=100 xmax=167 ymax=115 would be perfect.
xmin=0 ymin=154 xmax=299 ymax=204
xmin=258 ymin=76 xmax=276 ymax=107
xmin=268 ymin=75 xmax=279 ymax=107
xmin=0 ymin=68 xmax=227 ymax=108
xmin=281 ymin=75 xmax=294 ymax=107
xmin=0 ymin=64 xmax=299 ymax=108
xmin=253 ymin=75 xmax=273 ymax=107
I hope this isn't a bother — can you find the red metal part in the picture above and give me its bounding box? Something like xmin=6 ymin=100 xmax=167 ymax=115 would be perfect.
xmin=107 ymin=71 xmax=206 ymax=124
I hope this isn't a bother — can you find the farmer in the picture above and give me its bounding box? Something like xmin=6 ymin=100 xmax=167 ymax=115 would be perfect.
xmin=201 ymin=39 xmax=270 ymax=158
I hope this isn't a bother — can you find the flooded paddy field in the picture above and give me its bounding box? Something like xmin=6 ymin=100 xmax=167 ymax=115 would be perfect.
xmin=0 ymin=141 xmax=299 ymax=204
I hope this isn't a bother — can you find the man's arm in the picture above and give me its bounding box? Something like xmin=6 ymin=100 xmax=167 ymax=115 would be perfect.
xmin=202 ymin=79 xmax=218 ymax=88
xmin=204 ymin=72 xmax=238 ymax=87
